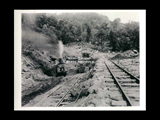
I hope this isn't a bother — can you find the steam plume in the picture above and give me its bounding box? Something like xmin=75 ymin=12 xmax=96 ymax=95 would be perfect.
xmin=58 ymin=40 xmax=64 ymax=58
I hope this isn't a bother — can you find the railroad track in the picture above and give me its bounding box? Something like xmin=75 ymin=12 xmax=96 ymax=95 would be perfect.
xmin=32 ymin=58 xmax=139 ymax=107
xmin=104 ymin=59 xmax=140 ymax=106
xmin=33 ymin=74 xmax=83 ymax=107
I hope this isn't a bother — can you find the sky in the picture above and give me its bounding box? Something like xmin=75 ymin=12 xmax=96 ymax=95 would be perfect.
xmin=95 ymin=11 xmax=139 ymax=23
xmin=21 ymin=10 xmax=139 ymax=23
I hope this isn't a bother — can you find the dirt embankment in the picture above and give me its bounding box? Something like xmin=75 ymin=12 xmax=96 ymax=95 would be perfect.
xmin=21 ymin=45 xmax=58 ymax=106
xmin=109 ymin=50 xmax=140 ymax=78
xmin=114 ymin=57 xmax=140 ymax=78
xmin=22 ymin=24 xmax=61 ymax=104
xmin=21 ymin=41 xmax=98 ymax=106
xmin=109 ymin=50 xmax=139 ymax=60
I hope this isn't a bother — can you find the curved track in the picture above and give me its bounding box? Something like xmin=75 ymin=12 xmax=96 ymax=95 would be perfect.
xmin=33 ymin=75 xmax=83 ymax=107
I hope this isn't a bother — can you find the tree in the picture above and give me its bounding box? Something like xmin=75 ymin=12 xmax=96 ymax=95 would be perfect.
xmin=36 ymin=13 xmax=48 ymax=29
xmin=111 ymin=18 xmax=121 ymax=31
xmin=86 ymin=26 xmax=91 ymax=42
xmin=95 ymin=23 xmax=109 ymax=46
xmin=75 ymin=26 xmax=82 ymax=37
xmin=109 ymin=30 xmax=118 ymax=51
xmin=131 ymin=27 xmax=139 ymax=51
xmin=81 ymin=31 xmax=87 ymax=42
xmin=46 ymin=16 xmax=58 ymax=27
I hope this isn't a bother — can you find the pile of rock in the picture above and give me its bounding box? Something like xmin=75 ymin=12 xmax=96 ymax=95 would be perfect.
xmin=110 ymin=50 xmax=139 ymax=60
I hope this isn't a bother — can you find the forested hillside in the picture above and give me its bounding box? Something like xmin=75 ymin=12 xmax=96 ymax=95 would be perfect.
xmin=22 ymin=12 xmax=139 ymax=52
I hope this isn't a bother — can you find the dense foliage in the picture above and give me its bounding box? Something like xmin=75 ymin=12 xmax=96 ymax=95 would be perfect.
xmin=22 ymin=12 xmax=139 ymax=52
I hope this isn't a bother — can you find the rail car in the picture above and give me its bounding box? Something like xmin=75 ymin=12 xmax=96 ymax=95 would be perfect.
xmin=55 ymin=58 xmax=67 ymax=77
xmin=82 ymin=53 xmax=90 ymax=58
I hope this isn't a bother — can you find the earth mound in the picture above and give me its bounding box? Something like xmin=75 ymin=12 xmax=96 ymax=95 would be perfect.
xmin=110 ymin=50 xmax=139 ymax=60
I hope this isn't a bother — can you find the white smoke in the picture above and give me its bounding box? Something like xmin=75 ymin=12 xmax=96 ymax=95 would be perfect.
xmin=58 ymin=40 xmax=64 ymax=58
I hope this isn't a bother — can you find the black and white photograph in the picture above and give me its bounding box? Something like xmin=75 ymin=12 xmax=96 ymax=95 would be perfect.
xmin=14 ymin=10 xmax=146 ymax=110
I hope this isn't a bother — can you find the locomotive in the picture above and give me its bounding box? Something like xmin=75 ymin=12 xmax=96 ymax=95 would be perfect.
xmin=55 ymin=58 xmax=67 ymax=77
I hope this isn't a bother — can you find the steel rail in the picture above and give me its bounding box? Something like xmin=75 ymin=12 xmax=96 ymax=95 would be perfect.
xmin=56 ymin=67 xmax=95 ymax=107
xmin=55 ymin=79 xmax=80 ymax=107
xmin=33 ymin=79 xmax=69 ymax=107
xmin=104 ymin=62 xmax=133 ymax=106
xmin=111 ymin=60 xmax=140 ymax=84
xmin=74 ymin=89 xmax=83 ymax=103
xmin=34 ymin=67 xmax=95 ymax=107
